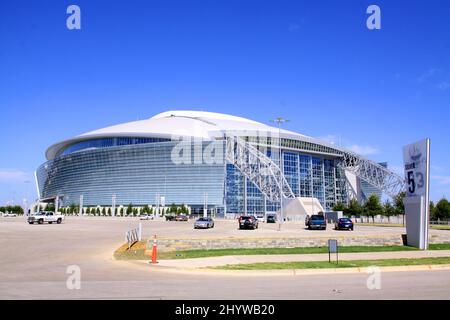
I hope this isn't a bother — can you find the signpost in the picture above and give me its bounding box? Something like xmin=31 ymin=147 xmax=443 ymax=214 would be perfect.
xmin=328 ymin=239 xmax=339 ymax=264
xmin=403 ymin=139 xmax=431 ymax=250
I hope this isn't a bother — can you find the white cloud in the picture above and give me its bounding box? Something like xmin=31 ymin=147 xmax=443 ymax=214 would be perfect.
xmin=319 ymin=134 xmax=340 ymax=145
xmin=319 ymin=135 xmax=380 ymax=156
xmin=417 ymin=68 xmax=438 ymax=83
xmin=288 ymin=24 xmax=300 ymax=32
xmin=0 ymin=169 xmax=29 ymax=182
xmin=432 ymin=175 xmax=450 ymax=185
xmin=346 ymin=144 xmax=380 ymax=156
xmin=438 ymin=81 xmax=450 ymax=91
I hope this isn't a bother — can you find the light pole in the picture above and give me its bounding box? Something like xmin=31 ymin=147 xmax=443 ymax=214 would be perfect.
xmin=155 ymin=192 xmax=160 ymax=218
xmin=270 ymin=117 xmax=289 ymax=231
xmin=112 ymin=194 xmax=116 ymax=217
xmin=203 ymin=192 xmax=208 ymax=218
xmin=79 ymin=194 xmax=84 ymax=216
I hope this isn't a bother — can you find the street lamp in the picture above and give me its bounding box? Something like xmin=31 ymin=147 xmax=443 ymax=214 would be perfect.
xmin=270 ymin=117 xmax=289 ymax=231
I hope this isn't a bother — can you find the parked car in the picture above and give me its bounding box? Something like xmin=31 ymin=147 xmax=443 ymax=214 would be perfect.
xmin=165 ymin=215 xmax=176 ymax=221
xmin=335 ymin=218 xmax=354 ymax=231
xmin=175 ymin=214 xmax=189 ymax=222
xmin=306 ymin=214 xmax=327 ymax=230
xmin=194 ymin=217 xmax=215 ymax=229
xmin=238 ymin=215 xmax=259 ymax=230
xmin=266 ymin=215 xmax=277 ymax=223
xmin=140 ymin=214 xmax=154 ymax=220
xmin=27 ymin=211 xmax=64 ymax=225
xmin=2 ymin=213 xmax=17 ymax=217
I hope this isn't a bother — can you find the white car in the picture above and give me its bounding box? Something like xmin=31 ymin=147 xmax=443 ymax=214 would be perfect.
xmin=140 ymin=214 xmax=154 ymax=220
xmin=27 ymin=211 xmax=64 ymax=224
xmin=3 ymin=213 xmax=17 ymax=217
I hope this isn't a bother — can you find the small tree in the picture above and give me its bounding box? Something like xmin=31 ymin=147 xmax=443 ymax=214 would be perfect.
xmin=101 ymin=207 xmax=105 ymax=216
xmin=433 ymin=198 xmax=450 ymax=221
xmin=364 ymin=194 xmax=383 ymax=223
xmin=394 ymin=192 xmax=406 ymax=225
xmin=126 ymin=204 xmax=133 ymax=216
xmin=9 ymin=205 xmax=24 ymax=215
xmin=344 ymin=199 xmax=362 ymax=218
xmin=332 ymin=202 xmax=347 ymax=212
xmin=169 ymin=203 xmax=177 ymax=214
xmin=430 ymin=201 xmax=435 ymax=220
xmin=107 ymin=208 xmax=111 ymax=216
xmin=96 ymin=207 xmax=100 ymax=216
xmin=383 ymin=200 xmax=396 ymax=223
xmin=120 ymin=207 xmax=124 ymax=216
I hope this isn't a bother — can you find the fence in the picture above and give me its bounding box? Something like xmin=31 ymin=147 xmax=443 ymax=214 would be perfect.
xmin=125 ymin=223 xmax=142 ymax=249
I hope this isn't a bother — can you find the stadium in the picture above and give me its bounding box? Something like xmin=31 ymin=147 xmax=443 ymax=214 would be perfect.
xmin=36 ymin=110 xmax=404 ymax=217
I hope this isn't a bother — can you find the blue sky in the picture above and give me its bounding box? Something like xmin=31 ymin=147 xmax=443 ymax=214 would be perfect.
xmin=1 ymin=0 xmax=450 ymax=206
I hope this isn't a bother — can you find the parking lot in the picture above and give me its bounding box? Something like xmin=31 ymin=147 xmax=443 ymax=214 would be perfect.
xmin=27 ymin=215 xmax=409 ymax=239
xmin=1 ymin=216 xmax=450 ymax=299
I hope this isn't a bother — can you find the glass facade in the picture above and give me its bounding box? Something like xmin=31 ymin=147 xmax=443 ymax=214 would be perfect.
xmin=59 ymin=137 xmax=170 ymax=157
xmin=38 ymin=141 xmax=225 ymax=207
xmin=38 ymin=136 xmax=347 ymax=213
xmin=223 ymin=150 xmax=347 ymax=214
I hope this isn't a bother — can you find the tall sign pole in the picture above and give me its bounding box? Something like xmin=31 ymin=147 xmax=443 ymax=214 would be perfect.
xmin=403 ymin=138 xmax=431 ymax=250
xmin=79 ymin=194 xmax=84 ymax=216
xmin=55 ymin=195 xmax=59 ymax=215
xmin=270 ymin=117 xmax=289 ymax=231
xmin=112 ymin=194 xmax=116 ymax=217
xmin=156 ymin=192 xmax=160 ymax=218
xmin=203 ymin=192 xmax=208 ymax=218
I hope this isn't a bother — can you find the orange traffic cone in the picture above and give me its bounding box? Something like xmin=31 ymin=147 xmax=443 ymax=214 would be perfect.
xmin=151 ymin=235 xmax=158 ymax=264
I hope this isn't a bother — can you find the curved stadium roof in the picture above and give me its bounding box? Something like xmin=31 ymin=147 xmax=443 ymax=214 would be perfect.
xmin=45 ymin=110 xmax=341 ymax=160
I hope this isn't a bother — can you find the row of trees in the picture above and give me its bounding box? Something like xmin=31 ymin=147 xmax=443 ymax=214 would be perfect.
xmin=166 ymin=203 xmax=189 ymax=215
xmin=430 ymin=198 xmax=450 ymax=221
xmin=0 ymin=205 xmax=24 ymax=215
xmin=333 ymin=192 xmax=450 ymax=222
xmin=57 ymin=203 xmax=190 ymax=216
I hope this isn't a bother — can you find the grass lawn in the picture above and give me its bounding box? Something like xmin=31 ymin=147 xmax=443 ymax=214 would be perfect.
xmin=431 ymin=225 xmax=450 ymax=230
xmin=213 ymin=257 xmax=450 ymax=270
xmin=357 ymin=223 xmax=450 ymax=230
xmin=114 ymin=242 xmax=450 ymax=261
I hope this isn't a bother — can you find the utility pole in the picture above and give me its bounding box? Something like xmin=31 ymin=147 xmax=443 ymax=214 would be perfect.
xmin=270 ymin=117 xmax=289 ymax=231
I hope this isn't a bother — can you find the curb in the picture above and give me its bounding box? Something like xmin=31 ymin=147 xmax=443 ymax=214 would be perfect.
xmin=126 ymin=260 xmax=450 ymax=277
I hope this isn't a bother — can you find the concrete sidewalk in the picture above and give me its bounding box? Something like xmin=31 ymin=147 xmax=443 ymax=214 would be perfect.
xmin=151 ymin=250 xmax=450 ymax=269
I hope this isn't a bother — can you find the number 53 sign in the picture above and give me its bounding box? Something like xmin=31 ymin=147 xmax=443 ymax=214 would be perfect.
xmin=403 ymin=139 xmax=430 ymax=197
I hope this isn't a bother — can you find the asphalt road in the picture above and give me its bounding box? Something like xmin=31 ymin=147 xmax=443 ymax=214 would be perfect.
xmin=1 ymin=217 xmax=449 ymax=300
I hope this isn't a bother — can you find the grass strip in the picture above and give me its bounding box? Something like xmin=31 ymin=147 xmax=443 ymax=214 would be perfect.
xmin=114 ymin=242 xmax=450 ymax=261
xmin=213 ymin=257 xmax=450 ymax=270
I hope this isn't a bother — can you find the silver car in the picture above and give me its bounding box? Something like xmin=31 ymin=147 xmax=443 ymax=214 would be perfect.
xmin=194 ymin=217 xmax=215 ymax=229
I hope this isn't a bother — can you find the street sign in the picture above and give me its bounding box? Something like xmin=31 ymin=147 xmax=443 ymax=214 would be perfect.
xmin=403 ymin=139 xmax=430 ymax=250
xmin=328 ymin=239 xmax=338 ymax=264
xmin=403 ymin=139 xmax=430 ymax=198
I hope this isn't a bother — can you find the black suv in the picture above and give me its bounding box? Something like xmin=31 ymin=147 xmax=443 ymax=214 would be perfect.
xmin=238 ymin=216 xmax=259 ymax=230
